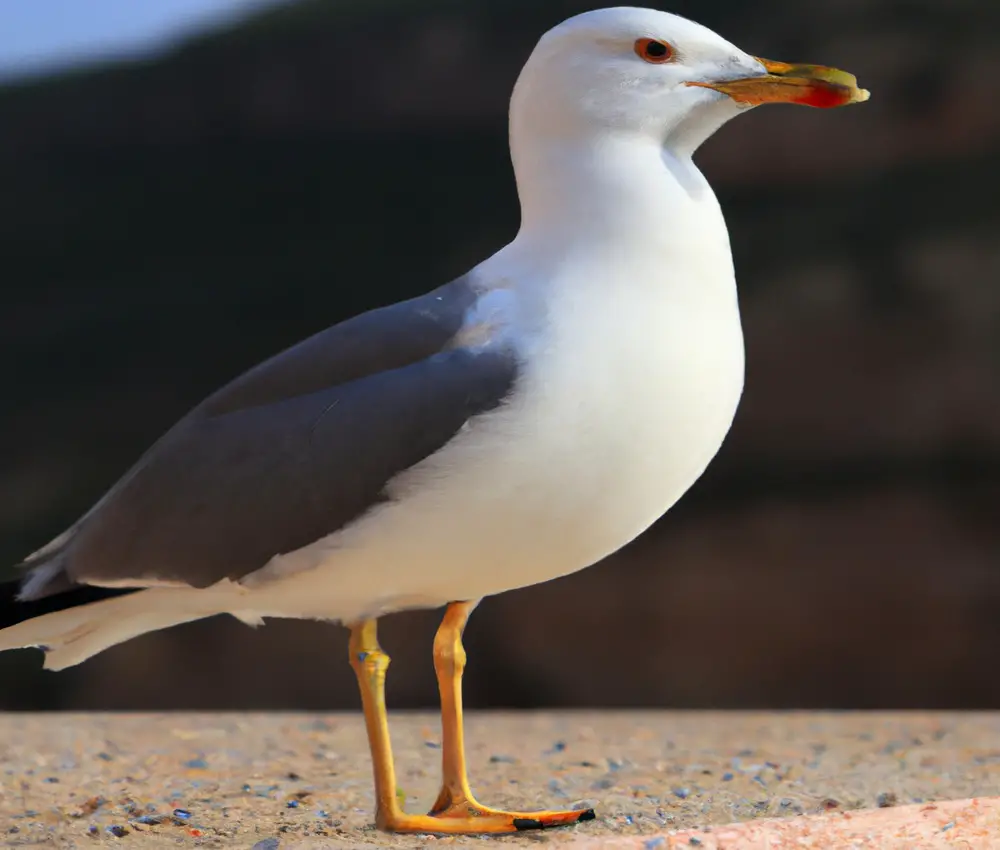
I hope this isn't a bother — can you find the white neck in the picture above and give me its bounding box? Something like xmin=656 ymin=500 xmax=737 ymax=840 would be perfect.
xmin=504 ymin=130 xmax=737 ymax=308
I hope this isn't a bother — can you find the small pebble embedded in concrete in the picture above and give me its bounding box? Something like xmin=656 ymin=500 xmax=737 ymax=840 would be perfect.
xmin=877 ymin=791 xmax=898 ymax=807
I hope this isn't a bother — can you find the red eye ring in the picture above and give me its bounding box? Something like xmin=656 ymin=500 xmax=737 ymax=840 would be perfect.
xmin=634 ymin=38 xmax=674 ymax=64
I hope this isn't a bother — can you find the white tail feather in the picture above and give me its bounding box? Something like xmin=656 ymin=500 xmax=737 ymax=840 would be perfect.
xmin=0 ymin=584 xmax=251 ymax=671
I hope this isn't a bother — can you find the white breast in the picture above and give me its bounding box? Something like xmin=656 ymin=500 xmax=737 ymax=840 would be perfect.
xmin=444 ymin=260 xmax=745 ymax=590
xmin=524 ymin=275 xmax=745 ymax=555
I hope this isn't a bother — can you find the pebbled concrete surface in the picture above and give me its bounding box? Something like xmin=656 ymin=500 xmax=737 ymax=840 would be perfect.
xmin=2 ymin=712 xmax=999 ymax=847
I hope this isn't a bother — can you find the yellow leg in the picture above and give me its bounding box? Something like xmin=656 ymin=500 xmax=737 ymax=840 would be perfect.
xmin=349 ymin=605 xmax=596 ymax=835
xmin=347 ymin=619 xmax=400 ymax=830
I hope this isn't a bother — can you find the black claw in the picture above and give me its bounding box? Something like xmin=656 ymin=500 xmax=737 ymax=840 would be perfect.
xmin=511 ymin=810 xmax=596 ymax=831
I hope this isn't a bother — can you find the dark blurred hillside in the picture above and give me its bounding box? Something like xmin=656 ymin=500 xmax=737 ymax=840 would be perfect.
xmin=1 ymin=0 xmax=999 ymax=710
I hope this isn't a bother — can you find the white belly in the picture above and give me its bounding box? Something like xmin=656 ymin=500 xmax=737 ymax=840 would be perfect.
xmin=252 ymin=290 xmax=745 ymax=623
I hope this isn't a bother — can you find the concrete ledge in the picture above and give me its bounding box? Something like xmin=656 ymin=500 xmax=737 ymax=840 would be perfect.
xmin=2 ymin=712 xmax=999 ymax=846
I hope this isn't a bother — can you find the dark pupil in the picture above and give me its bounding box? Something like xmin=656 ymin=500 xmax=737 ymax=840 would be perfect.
xmin=645 ymin=41 xmax=668 ymax=57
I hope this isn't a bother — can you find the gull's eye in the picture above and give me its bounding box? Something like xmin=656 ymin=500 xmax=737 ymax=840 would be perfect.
xmin=634 ymin=38 xmax=674 ymax=64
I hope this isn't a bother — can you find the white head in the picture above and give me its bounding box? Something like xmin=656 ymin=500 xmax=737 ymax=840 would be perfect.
xmin=510 ymin=7 xmax=869 ymax=158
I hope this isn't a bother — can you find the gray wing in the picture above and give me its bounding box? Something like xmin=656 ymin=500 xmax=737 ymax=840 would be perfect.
xmin=17 ymin=275 xmax=518 ymax=599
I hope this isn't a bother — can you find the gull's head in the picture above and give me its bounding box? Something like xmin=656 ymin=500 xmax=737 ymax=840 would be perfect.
xmin=511 ymin=7 xmax=869 ymax=156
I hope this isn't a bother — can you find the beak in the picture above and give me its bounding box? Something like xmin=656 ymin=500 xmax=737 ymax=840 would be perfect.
xmin=687 ymin=57 xmax=870 ymax=108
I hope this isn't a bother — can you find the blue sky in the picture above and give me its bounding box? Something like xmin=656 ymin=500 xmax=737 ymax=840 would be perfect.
xmin=0 ymin=0 xmax=290 ymax=80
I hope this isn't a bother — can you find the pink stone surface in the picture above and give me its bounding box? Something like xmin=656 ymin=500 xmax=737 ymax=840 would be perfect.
xmin=569 ymin=797 xmax=1000 ymax=849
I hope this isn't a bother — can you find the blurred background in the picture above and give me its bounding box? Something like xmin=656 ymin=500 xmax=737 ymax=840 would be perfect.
xmin=1 ymin=0 xmax=998 ymax=711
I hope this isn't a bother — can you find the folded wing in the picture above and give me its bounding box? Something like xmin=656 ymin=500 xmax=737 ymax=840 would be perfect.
xmin=17 ymin=275 xmax=518 ymax=599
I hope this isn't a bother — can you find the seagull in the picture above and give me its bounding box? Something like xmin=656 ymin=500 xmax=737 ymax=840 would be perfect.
xmin=0 ymin=6 xmax=867 ymax=835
